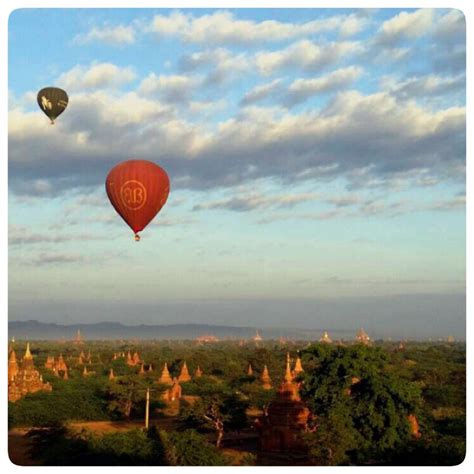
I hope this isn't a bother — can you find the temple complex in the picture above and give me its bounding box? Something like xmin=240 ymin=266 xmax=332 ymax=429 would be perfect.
xmin=178 ymin=362 xmax=191 ymax=382
xmin=44 ymin=354 xmax=68 ymax=375
xmin=355 ymin=328 xmax=371 ymax=345
xmin=8 ymin=344 xmax=52 ymax=402
xmin=158 ymin=363 xmax=173 ymax=385
xmin=258 ymin=356 xmax=310 ymax=452
xmin=261 ymin=365 xmax=272 ymax=390
xmin=194 ymin=366 xmax=203 ymax=378
xmin=253 ymin=330 xmax=263 ymax=342
xmin=319 ymin=331 xmax=333 ymax=344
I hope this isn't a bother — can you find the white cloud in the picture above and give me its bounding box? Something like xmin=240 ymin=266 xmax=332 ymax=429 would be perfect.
xmin=434 ymin=9 xmax=465 ymax=42
xmin=74 ymin=24 xmax=136 ymax=45
xmin=241 ymin=79 xmax=283 ymax=105
xmin=255 ymin=40 xmax=361 ymax=75
xmin=9 ymin=86 xmax=465 ymax=197
xmin=138 ymin=73 xmax=198 ymax=102
xmin=149 ymin=10 xmax=369 ymax=45
xmin=193 ymin=192 xmax=318 ymax=212
xmin=285 ymin=66 xmax=363 ymax=105
xmin=380 ymin=73 xmax=465 ymax=100
xmin=377 ymin=9 xmax=434 ymax=43
xmin=57 ymin=63 xmax=137 ymax=91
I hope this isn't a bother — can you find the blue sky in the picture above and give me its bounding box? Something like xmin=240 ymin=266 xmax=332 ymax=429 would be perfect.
xmin=8 ymin=8 xmax=466 ymax=338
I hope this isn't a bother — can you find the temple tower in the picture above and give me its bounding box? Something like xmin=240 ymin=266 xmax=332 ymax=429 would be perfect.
xmin=293 ymin=354 xmax=304 ymax=377
xmin=319 ymin=331 xmax=333 ymax=344
xmin=74 ymin=329 xmax=84 ymax=345
xmin=195 ymin=366 xmax=203 ymax=378
xmin=132 ymin=351 xmax=141 ymax=366
xmin=158 ymin=363 xmax=173 ymax=385
xmin=259 ymin=359 xmax=310 ymax=452
xmin=355 ymin=328 xmax=371 ymax=345
xmin=109 ymin=368 xmax=115 ymax=380
xmin=247 ymin=363 xmax=254 ymax=377
xmin=56 ymin=353 xmax=68 ymax=372
xmin=8 ymin=348 xmax=19 ymax=382
xmin=261 ymin=365 xmax=272 ymax=390
xmin=178 ymin=361 xmax=191 ymax=382
xmin=44 ymin=355 xmax=55 ymax=369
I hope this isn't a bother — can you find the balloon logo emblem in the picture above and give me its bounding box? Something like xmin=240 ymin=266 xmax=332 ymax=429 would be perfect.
xmin=120 ymin=180 xmax=147 ymax=211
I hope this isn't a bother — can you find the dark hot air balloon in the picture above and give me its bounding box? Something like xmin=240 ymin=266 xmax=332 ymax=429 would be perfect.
xmin=106 ymin=160 xmax=170 ymax=241
xmin=37 ymin=87 xmax=69 ymax=124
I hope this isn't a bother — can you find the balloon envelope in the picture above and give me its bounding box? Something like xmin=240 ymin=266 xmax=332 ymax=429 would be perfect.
xmin=106 ymin=160 xmax=170 ymax=238
xmin=37 ymin=87 xmax=69 ymax=123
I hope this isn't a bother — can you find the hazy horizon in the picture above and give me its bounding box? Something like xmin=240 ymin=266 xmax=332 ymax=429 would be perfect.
xmin=9 ymin=292 xmax=465 ymax=340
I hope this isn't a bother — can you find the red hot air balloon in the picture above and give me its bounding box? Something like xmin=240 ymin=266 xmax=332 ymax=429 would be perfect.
xmin=106 ymin=160 xmax=170 ymax=241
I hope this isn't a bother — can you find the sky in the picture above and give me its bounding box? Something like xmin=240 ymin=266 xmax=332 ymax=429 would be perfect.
xmin=8 ymin=8 xmax=466 ymax=338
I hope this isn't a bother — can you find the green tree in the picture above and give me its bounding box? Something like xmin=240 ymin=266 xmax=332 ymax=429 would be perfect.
xmin=105 ymin=375 xmax=151 ymax=420
xmin=179 ymin=388 xmax=249 ymax=447
xmin=159 ymin=429 xmax=228 ymax=466
xmin=300 ymin=344 xmax=422 ymax=464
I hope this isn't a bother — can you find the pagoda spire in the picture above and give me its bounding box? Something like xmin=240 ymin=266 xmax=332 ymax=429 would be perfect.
xmin=24 ymin=343 xmax=32 ymax=360
xmin=178 ymin=361 xmax=191 ymax=382
xmin=109 ymin=368 xmax=115 ymax=380
xmin=293 ymin=354 xmax=304 ymax=375
xmin=247 ymin=363 xmax=253 ymax=376
xmin=284 ymin=357 xmax=293 ymax=382
xmin=261 ymin=364 xmax=272 ymax=389
xmin=8 ymin=348 xmax=19 ymax=382
xmin=158 ymin=362 xmax=173 ymax=385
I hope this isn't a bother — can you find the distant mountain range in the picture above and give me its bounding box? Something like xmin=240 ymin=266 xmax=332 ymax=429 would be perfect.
xmin=8 ymin=320 xmax=356 ymax=341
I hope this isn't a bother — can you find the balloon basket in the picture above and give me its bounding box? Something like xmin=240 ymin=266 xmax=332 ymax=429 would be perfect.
xmin=134 ymin=234 xmax=141 ymax=242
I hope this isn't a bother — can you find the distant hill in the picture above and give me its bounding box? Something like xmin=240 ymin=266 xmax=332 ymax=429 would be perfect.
xmin=8 ymin=320 xmax=350 ymax=341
